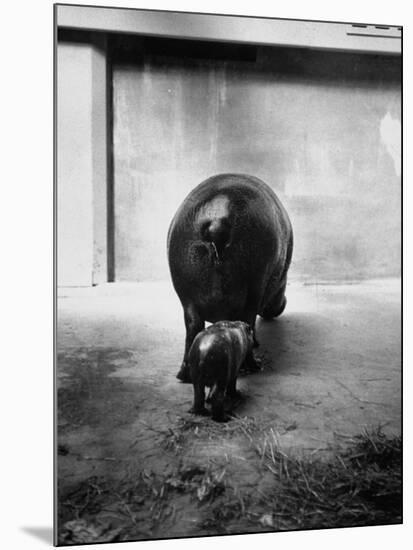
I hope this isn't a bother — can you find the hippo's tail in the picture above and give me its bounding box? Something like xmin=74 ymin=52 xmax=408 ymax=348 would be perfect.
xmin=200 ymin=218 xmax=232 ymax=263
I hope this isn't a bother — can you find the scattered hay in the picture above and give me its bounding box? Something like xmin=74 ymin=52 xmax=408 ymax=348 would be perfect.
xmin=160 ymin=414 xmax=263 ymax=452
xmin=59 ymin=427 xmax=402 ymax=544
xmin=200 ymin=493 xmax=250 ymax=533
xmin=58 ymin=461 xmax=228 ymax=544
xmin=164 ymin=464 xmax=227 ymax=502
xmin=59 ymin=470 xmax=170 ymax=543
xmin=253 ymin=427 xmax=402 ymax=530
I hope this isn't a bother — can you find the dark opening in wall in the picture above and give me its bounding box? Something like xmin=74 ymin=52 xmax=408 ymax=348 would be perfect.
xmin=145 ymin=37 xmax=257 ymax=62
xmin=110 ymin=34 xmax=257 ymax=64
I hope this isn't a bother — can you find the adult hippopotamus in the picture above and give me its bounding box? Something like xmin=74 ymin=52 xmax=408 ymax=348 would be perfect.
xmin=167 ymin=173 xmax=293 ymax=382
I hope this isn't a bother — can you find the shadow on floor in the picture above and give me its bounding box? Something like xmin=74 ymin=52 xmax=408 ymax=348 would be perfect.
xmin=21 ymin=527 xmax=53 ymax=545
xmin=256 ymin=312 xmax=331 ymax=374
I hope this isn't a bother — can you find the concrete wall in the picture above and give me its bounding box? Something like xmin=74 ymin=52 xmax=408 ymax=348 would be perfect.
xmin=57 ymin=33 xmax=107 ymax=286
xmin=111 ymin=41 xmax=400 ymax=282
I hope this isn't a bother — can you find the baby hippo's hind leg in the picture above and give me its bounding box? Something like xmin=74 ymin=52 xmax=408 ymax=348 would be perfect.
xmin=210 ymin=364 xmax=230 ymax=422
xmin=210 ymin=385 xmax=227 ymax=422
xmin=189 ymin=381 xmax=209 ymax=416
xmin=227 ymin=373 xmax=241 ymax=399
xmin=205 ymin=387 xmax=213 ymax=404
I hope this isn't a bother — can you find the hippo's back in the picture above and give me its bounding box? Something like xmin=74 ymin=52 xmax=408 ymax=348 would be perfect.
xmin=167 ymin=173 xmax=292 ymax=322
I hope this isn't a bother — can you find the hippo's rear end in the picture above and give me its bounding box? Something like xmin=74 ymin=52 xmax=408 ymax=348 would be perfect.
xmin=167 ymin=173 xmax=293 ymax=382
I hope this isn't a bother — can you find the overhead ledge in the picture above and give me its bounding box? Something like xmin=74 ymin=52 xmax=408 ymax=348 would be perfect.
xmin=56 ymin=4 xmax=401 ymax=55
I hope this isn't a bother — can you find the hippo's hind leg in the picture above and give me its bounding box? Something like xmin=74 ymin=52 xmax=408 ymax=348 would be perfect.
xmin=243 ymin=285 xmax=264 ymax=348
xmin=176 ymin=304 xmax=204 ymax=383
xmin=260 ymin=280 xmax=287 ymax=320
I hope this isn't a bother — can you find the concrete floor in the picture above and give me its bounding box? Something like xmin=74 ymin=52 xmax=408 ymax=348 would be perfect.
xmin=56 ymin=278 xmax=401 ymax=537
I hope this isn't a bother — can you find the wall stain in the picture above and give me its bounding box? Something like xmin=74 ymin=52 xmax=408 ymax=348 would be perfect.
xmin=380 ymin=112 xmax=401 ymax=177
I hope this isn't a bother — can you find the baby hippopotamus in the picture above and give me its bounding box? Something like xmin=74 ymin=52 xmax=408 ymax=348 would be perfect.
xmin=188 ymin=320 xmax=256 ymax=422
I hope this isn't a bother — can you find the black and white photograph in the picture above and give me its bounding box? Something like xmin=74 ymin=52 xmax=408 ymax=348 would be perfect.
xmin=53 ymin=2 xmax=402 ymax=546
